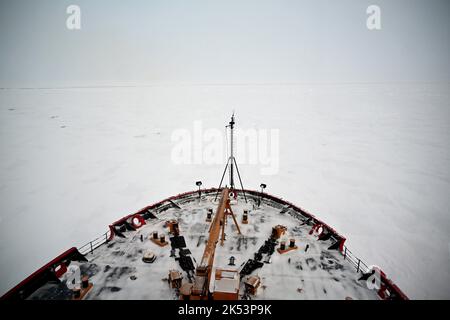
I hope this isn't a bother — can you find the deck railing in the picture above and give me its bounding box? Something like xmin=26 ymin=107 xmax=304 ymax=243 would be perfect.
xmin=78 ymin=230 xmax=111 ymax=256
xmin=342 ymin=245 xmax=371 ymax=274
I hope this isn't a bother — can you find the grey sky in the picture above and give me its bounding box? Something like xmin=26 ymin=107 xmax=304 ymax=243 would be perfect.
xmin=0 ymin=0 xmax=449 ymax=87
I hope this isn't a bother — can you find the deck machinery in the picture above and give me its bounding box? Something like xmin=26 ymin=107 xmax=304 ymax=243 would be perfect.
xmin=179 ymin=188 xmax=242 ymax=300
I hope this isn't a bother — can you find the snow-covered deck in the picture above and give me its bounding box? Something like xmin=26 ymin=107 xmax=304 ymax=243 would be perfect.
xmin=28 ymin=191 xmax=379 ymax=300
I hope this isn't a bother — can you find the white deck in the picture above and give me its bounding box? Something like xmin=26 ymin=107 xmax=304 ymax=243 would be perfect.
xmin=31 ymin=193 xmax=379 ymax=300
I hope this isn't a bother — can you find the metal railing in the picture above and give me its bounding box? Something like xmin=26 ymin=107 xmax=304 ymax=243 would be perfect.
xmin=342 ymin=245 xmax=370 ymax=274
xmin=78 ymin=230 xmax=111 ymax=256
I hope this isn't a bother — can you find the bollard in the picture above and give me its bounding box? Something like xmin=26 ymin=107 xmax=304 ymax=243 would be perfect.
xmin=82 ymin=276 xmax=89 ymax=289
xmin=289 ymin=239 xmax=295 ymax=248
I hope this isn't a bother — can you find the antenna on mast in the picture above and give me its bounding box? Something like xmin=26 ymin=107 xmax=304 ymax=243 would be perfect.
xmin=228 ymin=112 xmax=235 ymax=189
xmin=215 ymin=113 xmax=248 ymax=203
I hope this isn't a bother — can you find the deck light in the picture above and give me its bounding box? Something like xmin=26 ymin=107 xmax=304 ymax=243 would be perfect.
xmin=196 ymin=181 xmax=202 ymax=198
xmin=259 ymin=183 xmax=266 ymax=207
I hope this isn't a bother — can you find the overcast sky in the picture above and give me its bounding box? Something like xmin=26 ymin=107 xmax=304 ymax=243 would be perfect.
xmin=0 ymin=0 xmax=449 ymax=87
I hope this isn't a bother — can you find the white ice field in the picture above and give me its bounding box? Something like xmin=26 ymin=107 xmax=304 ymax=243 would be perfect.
xmin=0 ymin=83 xmax=449 ymax=299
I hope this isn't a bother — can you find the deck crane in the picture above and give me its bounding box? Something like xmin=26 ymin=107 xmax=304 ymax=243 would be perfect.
xmin=179 ymin=188 xmax=241 ymax=300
